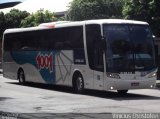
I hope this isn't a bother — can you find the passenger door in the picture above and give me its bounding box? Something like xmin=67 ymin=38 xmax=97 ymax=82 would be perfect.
xmin=93 ymin=45 xmax=104 ymax=90
xmin=86 ymin=24 xmax=104 ymax=90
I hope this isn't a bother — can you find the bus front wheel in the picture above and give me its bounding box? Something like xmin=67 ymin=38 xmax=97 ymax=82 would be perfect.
xmin=18 ymin=69 xmax=25 ymax=85
xmin=73 ymin=73 xmax=84 ymax=93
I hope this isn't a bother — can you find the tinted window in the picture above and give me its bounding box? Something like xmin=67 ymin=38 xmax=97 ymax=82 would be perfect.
xmin=86 ymin=24 xmax=104 ymax=72
xmin=44 ymin=26 xmax=84 ymax=50
xmin=103 ymin=24 xmax=155 ymax=72
xmin=4 ymin=26 xmax=84 ymax=51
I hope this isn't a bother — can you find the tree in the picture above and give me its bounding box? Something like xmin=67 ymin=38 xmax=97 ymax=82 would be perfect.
xmin=0 ymin=9 xmax=29 ymax=41
xmin=4 ymin=9 xmax=30 ymax=28
xmin=67 ymin=0 xmax=124 ymax=21
xmin=21 ymin=9 xmax=58 ymax=27
xmin=123 ymin=0 xmax=160 ymax=37
xmin=0 ymin=12 xmax=5 ymax=40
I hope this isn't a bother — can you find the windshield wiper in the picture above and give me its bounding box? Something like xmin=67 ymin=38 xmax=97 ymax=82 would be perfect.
xmin=135 ymin=66 xmax=144 ymax=70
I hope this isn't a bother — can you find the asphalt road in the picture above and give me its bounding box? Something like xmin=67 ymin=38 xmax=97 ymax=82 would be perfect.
xmin=0 ymin=74 xmax=160 ymax=118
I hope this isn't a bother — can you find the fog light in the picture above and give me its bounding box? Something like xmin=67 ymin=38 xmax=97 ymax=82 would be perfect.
xmin=110 ymin=87 xmax=114 ymax=90
xmin=150 ymin=85 xmax=153 ymax=88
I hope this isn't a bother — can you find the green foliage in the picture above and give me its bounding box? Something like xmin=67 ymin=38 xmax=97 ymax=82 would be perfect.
xmin=67 ymin=0 xmax=124 ymax=21
xmin=123 ymin=0 xmax=160 ymax=37
xmin=4 ymin=9 xmax=30 ymax=28
xmin=123 ymin=0 xmax=153 ymax=21
xmin=0 ymin=12 xmax=5 ymax=40
xmin=67 ymin=0 xmax=160 ymax=37
xmin=0 ymin=9 xmax=29 ymax=40
xmin=21 ymin=9 xmax=58 ymax=27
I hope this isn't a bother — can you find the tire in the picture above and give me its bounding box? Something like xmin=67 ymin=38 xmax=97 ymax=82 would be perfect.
xmin=117 ymin=90 xmax=128 ymax=95
xmin=18 ymin=69 xmax=25 ymax=85
xmin=73 ymin=73 xmax=84 ymax=93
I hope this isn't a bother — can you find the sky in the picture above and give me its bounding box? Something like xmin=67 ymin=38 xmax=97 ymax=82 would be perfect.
xmin=0 ymin=0 xmax=25 ymax=4
xmin=0 ymin=0 xmax=73 ymax=13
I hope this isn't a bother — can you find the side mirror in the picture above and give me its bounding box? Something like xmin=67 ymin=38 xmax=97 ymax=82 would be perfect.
xmin=100 ymin=36 xmax=106 ymax=50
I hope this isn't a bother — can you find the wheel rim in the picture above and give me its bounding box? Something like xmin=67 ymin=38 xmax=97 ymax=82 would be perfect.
xmin=19 ymin=71 xmax=24 ymax=83
xmin=76 ymin=76 xmax=83 ymax=90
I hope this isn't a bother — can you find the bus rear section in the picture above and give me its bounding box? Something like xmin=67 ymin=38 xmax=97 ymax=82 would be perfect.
xmin=2 ymin=25 xmax=86 ymax=88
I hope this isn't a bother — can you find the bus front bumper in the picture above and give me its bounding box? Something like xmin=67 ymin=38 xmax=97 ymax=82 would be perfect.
xmin=104 ymin=77 xmax=156 ymax=91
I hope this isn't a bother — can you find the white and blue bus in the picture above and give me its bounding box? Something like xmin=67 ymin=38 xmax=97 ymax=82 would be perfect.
xmin=2 ymin=19 xmax=157 ymax=94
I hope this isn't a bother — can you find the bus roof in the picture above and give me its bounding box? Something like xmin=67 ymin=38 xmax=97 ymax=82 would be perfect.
xmin=4 ymin=26 xmax=50 ymax=34
xmin=4 ymin=19 xmax=149 ymax=34
xmin=85 ymin=19 xmax=148 ymax=25
xmin=54 ymin=19 xmax=148 ymax=28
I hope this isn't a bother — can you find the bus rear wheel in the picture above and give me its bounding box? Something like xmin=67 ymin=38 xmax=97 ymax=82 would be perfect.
xmin=18 ymin=69 xmax=25 ymax=85
xmin=73 ymin=73 xmax=84 ymax=93
xmin=117 ymin=90 xmax=128 ymax=95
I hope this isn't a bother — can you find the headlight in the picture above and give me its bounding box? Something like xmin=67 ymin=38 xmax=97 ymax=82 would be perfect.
xmin=106 ymin=73 xmax=121 ymax=79
xmin=148 ymin=72 xmax=157 ymax=78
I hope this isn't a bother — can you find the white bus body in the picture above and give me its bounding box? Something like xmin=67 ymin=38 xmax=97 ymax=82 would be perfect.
xmin=2 ymin=19 xmax=157 ymax=93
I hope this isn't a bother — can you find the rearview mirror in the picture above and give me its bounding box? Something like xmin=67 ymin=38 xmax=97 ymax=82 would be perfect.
xmin=100 ymin=36 xmax=106 ymax=50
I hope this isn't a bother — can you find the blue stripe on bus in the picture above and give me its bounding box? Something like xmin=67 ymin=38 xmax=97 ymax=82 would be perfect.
xmin=11 ymin=51 xmax=58 ymax=84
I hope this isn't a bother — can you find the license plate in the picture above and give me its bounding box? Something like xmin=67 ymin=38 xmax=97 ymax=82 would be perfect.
xmin=131 ymin=82 xmax=139 ymax=86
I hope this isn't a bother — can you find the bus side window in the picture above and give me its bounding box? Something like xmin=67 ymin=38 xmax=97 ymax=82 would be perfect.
xmin=86 ymin=24 xmax=104 ymax=72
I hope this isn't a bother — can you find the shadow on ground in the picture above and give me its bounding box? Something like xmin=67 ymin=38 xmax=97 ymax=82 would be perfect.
xmin=7 ymin=81 xmax=160 ymax=101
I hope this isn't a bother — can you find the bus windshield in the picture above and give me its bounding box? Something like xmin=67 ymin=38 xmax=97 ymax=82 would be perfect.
xmin=103 ymin=24 xmax=155 ymax=73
